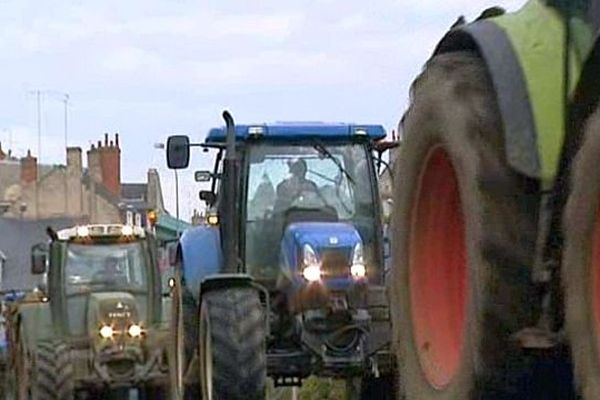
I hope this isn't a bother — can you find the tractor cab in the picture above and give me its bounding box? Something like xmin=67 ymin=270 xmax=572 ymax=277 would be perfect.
xmin=201 ymin=124 xmax=388 ymax=290
xmin=40 ymin=224 xmax=161 ymax=339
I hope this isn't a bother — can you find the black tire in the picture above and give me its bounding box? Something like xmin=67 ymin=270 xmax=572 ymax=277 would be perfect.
xmin=390 ymin=52 xmax=540 ymax=399
xmin=563 ymin=107 xmax=600 ymax=399
xmin=199 ymin=287 xmax=266 ymax=400
xmin=34 ymin=340 xmax=74 ymax=400
xmin=168 ymin=268 xmax=185 ymax=400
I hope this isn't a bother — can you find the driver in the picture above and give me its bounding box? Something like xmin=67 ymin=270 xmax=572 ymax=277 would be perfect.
xmin=92 ymin=257 xmax=127 ymax=285
xmin=274 ymin=159 xmax=318 ymax=212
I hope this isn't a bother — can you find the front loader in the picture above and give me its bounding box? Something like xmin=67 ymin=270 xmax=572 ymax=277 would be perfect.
xmin=389 ymin=1 xmax=599 ymax=399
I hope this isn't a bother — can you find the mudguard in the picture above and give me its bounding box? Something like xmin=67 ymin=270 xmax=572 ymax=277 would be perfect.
xmin=179 ymin=226 xmax=222 ymax=302
xmin=16 ymin=302 xmax=53 ymax=349
xmin=435 ymin=0 xmax=596 ymax=186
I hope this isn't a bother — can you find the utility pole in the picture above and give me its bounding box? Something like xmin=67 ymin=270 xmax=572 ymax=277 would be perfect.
xmin=28 ymin=89 xmax=71 ymax=216
xmin=35 ymin=90 xmax=41 ymax=219
xmin=63 ymin=93 xmax=69 ymax=214
xmin=63 ymin=94 xmax=69 ymax=152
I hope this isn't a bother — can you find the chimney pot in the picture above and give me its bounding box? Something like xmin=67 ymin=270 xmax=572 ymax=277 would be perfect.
xmin=115 ymin=133 xmax=119 ymax=147
xmin=104 ymin=133 xmax=109 ymax=147
xmin=98 ymin=140 xmax=102 ymax=148
xmin=21 ymin=149 xmax=37 ymax=183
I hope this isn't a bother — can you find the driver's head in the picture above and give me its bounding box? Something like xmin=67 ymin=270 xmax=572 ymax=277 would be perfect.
xmin=289 ymin=159 xmax=307 ymax=178
xmin=105 ymin=257 xmax=120 ymax=272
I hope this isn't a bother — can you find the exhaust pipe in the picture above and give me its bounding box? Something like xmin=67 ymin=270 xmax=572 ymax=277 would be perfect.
xmin=221 ymin=111 xmax=239 ymax=273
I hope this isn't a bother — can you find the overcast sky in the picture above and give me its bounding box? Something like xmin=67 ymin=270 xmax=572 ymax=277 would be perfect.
xmin=0 ymin=0 xmax=526 ymax=219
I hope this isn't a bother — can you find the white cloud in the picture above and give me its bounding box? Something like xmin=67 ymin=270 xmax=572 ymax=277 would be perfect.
xmin=0 ymin=0 xmax=531 ymax=220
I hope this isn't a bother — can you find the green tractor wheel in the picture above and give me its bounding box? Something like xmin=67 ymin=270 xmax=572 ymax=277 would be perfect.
xmin=199 ymin=287 xmax=266 ymax=400
xmin=563 ymin=107 xmax=600 ymax=399
xmin=34 ymin=340 xmax=74 ymax=400
xmin=390 ymin=51 xmax=540 ymax=399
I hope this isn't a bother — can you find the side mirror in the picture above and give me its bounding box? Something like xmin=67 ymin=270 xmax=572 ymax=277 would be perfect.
xmin=166 ymin=135 xmax=190 ymax=169
xmin=199 ymin=190 xmax=216 ymax=206
xmin=31 ymin=243 xmax=49 ymax=275
xmin=194 ymin=171 xmax=212 ymax=182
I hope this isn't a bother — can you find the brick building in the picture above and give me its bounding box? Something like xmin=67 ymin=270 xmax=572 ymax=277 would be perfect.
xmin=0 ymin=134 xmax=166 ymax=225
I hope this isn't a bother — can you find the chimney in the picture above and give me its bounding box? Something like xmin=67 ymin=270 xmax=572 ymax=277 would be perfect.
xmin=67 ymin=147 xmax=82 ymax=174
xmin=20 ymin=150 xmax=37 ymax=184
xmin=87 ymin=144 xmax=102 ymax=184
xmin=99 ymin=133 xmax=121 ymax=197
xmin=0 ymin=142 xmax=5 ymax=161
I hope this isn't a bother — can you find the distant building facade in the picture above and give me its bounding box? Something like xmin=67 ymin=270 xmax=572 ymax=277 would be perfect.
xmin=0 ymin=134 xmax=166 ymax=225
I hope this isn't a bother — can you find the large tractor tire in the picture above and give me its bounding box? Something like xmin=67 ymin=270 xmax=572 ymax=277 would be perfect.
xmin=12 ymin=323 xmax=32 ymax=400
xmin=34 ymin=340 xmax=74 ymax=399
xmin=563 ymin=107 xmax=600 ymax=399
xmin=390 ymin=52 xmax=540 ymax=399
xmin=168 ymin=268 xmax=186 ymax=400
xmin=199 ymin=287 xmax=266 ymax=400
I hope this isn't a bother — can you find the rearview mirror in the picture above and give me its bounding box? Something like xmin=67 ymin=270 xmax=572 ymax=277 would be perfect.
xmin=199 ymin=190 xmax=216 ymax=206
xmin=166 ymin=135 xmax=190 ymax=169
xmin=194 ymin=171 xmax=212 ymax=182
xmin=31 ymin=243 xmax=49 ymax=275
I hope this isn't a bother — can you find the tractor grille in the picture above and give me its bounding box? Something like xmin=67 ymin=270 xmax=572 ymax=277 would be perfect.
xmin=320 ymin=247 xmax=352 ymax=279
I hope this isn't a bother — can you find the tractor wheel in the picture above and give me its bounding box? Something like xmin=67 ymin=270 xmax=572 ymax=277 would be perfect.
xmin=13 ymin=323 xmax=31 ymax=400
xmin=563 ymin=107 xmax=600 ymax=399
xmin=199 ymin=287 xmax=266 ymax=400
xmin=168 ymin=268 xmax=185 ymax=400
xmin=390 ymin=51 xmax=540 ymax=399
xmin=34 ymin=340 xmax=74 ymax=399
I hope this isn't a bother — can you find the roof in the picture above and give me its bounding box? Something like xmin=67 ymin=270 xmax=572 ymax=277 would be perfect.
xmin=121 ymin=183 xmax=147 ymax=201
xmin=205 ymin=123 xmax=386 ymax=144
xmin=57 ymin=224 xmax=145 ymax=240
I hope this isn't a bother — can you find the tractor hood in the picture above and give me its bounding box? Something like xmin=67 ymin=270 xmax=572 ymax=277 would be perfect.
xmin=281 ymin=222 xmax=363 ymax=290
xmin=87 ymin=292 xmax=141 ymax=340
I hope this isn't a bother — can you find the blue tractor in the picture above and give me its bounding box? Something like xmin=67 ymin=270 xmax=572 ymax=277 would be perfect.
xmin=166 ymin=112 xmax=397 ymax=399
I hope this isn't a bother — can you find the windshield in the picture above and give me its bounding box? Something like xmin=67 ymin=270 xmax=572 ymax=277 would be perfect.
xmin=65 ymin=242 xmax=149 ymax=295
xmin=244 ymin=143 xmax=378 ymax=280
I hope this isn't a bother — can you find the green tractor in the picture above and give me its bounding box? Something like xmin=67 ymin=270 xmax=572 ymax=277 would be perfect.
xmin=5 ymin=224 xmax=173 ymax=399
xmin=390 ymin=0 xmax=599 ymax=399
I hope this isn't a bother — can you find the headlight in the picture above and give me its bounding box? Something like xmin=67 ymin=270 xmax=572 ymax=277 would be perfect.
xmin=99 ymin=325 xmax=114 ymax=339
xmin=302 ymin=244 xmax=321 ymax=282
xmin=77 ymin=226 xmax=90 ymax=237
xmin=351 ymin=243 xmax=367 ymax=279
xmin=303 ymin=265 xmax=322 ymax=282
xmin=128 ymin=324 xmax=143 ymax=338
xmin=350 ymin=263 xmax=367 ymax=278
xmin=121 ymin=225 xmax=134 ymax=236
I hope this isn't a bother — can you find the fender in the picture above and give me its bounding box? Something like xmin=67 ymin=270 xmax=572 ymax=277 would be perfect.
xmin=199 ymin=273 xmax=259 ymax=296
xmin=17 ymin=302 xmax=53 ymax=348
xmin=435 ymin=0 xmax=596 ymax=186
xmin=179 ymin=225 xmax=222 ymax=302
